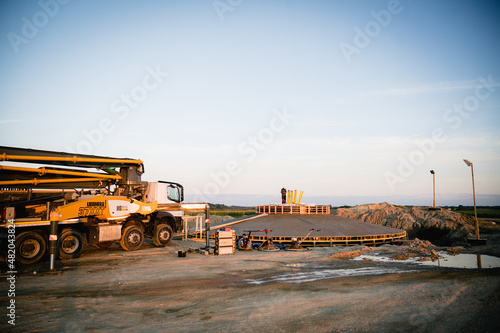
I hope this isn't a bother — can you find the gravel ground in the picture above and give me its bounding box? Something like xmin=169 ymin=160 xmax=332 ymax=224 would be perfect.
xmin=1 ymin=234 xmax=500 ymax=332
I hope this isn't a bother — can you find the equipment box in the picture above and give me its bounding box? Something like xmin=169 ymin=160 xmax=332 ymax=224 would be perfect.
xmin=215 ymin=229 xmax=236 ymax=255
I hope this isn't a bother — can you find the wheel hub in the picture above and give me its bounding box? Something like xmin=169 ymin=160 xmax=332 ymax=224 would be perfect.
xmin=20 ymin=240 xmax=40 ymax=258
xmin=62 ymin=236 xmax=79 ymax=253
xmin=159 ymin=230 xmax=170 ymax=241
xmin=128 ymin=232 xmax=141 ymax=245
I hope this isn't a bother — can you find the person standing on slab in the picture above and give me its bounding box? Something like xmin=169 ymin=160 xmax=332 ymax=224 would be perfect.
xmin=281 ymin=187 xmax=287 ymax=204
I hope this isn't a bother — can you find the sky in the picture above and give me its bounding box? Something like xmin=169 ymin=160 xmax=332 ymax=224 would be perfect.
xmin=1 ymin=0 xmax=499 ymax=207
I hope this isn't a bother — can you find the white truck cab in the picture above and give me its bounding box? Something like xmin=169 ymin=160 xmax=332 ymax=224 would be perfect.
xmin=145 ymin=181 xmax=184 ymax=205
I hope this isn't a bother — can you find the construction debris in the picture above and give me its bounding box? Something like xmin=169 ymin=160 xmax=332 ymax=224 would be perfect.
xmin=334 ymin=202 xmax=477 ymax=245
xmin=330 ymin=247 xmax=373 ymax=259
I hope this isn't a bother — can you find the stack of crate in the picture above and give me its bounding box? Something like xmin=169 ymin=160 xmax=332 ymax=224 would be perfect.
xmin=215 ymin=229 xmax=236 ymax=255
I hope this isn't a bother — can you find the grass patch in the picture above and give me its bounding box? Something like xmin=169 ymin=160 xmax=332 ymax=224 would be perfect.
xmin=210 ymin=210 xmax=256 ymax=218
xmin=185 ymin=210 xmax=256 ymax=218
xmin=455 ymin=210 xmax=500 ymax=218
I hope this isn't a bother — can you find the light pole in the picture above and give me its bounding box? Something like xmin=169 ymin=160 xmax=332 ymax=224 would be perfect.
xmin=430 ymin=170 xmax=436 ymax=208
xmin=463 ymin=159 xmax=479 ymax=241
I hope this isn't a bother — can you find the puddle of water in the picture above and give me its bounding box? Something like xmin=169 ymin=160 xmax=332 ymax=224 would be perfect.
xmin=283 ymin=263 xmax=305 ymax=267
xmin=244 ymin=252 xmax=500 ymax=285
xmin=244 ymin=266 xmax=415 ymax=285
xmin=354 ymin=252 xmax=500 ymax=269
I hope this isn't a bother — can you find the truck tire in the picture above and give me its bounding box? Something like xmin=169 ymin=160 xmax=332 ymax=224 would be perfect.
xmin=153 ymin=224 xmax=173 ymax=247
xmin=15 ymin=231 xmax=47 ymax=265
xmin=57 ymin=229 xmax=84 ymax=260
xmin=120 ymin=225 xmax=144 ymax=251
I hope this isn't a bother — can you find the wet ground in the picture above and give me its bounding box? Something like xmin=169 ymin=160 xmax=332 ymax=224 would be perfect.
xmin=1 ymin=236 xmax=500 ymax=333
xmin=356 ymin=251 xmax=500 ymax=269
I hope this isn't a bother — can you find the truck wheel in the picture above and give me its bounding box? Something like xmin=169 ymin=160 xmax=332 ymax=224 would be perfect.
xmin=153 ymin=224 xmax=173 ymax=247
xmin=57 ymin=229 xmax=84 ymax=260
xmin=120 ymin=226 xmax=144 ymax=251
xmin=15 ymin=231 xmax=47 ymax=265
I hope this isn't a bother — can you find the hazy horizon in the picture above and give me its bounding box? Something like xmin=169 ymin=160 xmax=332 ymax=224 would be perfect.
xmin=1 ymin=0 xmax=499 ymax=206
xmin=185 ymin=193 xmax=500 ymax=208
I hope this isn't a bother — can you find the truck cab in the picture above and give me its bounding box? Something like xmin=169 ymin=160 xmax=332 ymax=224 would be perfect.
xmin=145 ymin=181 xmax=184 ymax=205
xmin=142 ymin=181 xmax=185 ymax=241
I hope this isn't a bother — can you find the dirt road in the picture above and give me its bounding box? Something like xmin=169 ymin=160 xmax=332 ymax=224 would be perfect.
xmin=1 ymin=239 xmax=500 ymax=332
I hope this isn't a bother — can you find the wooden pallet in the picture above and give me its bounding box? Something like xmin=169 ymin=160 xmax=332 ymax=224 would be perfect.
xmin=256 ymin=205 xmax=330 ymax=215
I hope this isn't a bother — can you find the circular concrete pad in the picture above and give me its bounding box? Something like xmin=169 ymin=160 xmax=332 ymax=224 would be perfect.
xmin=215 ymin=214 xmax=406 ymax=246
xmin=229 ymin=214 xmax=404 ymax=237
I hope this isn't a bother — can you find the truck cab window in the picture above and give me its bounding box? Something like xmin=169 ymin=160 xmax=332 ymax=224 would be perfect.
xmin=167 ymin=185 xmax=180 ymax=202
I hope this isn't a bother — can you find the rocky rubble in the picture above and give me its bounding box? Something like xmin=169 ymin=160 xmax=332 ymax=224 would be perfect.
xmin=330 ymin=239 xmax=468 ymax=261
xmin=382 ymin=238 xmax=440 ymax=261
xmin=330 ymin=246 xmax=374 ymax=259
xmin=333 ymin=202 xmax=476 ymax=245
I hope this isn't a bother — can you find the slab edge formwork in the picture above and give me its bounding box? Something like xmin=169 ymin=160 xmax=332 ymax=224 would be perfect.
xmin=256 ymin=205 xmax=330 ymax=215
xmin=247 ymin=231 xmax=407 ymax=247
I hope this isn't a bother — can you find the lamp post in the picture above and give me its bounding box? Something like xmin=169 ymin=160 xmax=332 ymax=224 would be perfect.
xmin=430 ymin=170 xmax=436 ymax=208
xmin=463 ymin=159 xmax=479 ymax=241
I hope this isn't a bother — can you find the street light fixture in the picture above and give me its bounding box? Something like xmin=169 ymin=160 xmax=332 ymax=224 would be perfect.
xmin=430 ymin=170 xmax=436 ymax=208
xmin=463 ymin=159 xmax=483 ymax=244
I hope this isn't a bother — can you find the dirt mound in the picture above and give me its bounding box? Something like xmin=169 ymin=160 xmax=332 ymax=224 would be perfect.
xmin=328 ymin=239 xmax=441 ymax=261
xmin=334 ymin=203 xmax=476 ymax=245
xmin=374 ymin=238 xmax=437 ymax=259
xmin=330 ymin=246 xmax=373 ymax=259
xmin=209 ymin=215 xmax=234 ymax=224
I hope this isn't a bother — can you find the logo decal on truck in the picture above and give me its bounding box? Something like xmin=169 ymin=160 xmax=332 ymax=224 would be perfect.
xmin=78 ymin=201 xmax=107 ymax=217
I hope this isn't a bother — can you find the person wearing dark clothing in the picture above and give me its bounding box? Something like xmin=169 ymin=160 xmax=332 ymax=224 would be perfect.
xmin=281 ymin=187 xmax=287 ymax=204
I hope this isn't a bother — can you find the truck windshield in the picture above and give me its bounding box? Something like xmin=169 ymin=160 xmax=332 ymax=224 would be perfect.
xmin=167 ymin=185 xmax=181 ymax=202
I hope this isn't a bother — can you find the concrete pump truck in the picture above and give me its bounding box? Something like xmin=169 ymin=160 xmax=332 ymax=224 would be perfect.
xmin=0 ymin=146 xmax=206 ymax=265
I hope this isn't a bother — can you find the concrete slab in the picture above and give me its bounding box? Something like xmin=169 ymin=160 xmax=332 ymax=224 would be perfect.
xmin=213 ymin=214 xmax=407 ymax=246
xmin=228 ymin=214 xmax=403 ymax=236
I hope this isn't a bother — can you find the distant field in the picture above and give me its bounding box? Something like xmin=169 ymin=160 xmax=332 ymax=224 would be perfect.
xmin=210 ymin=210 xmax=256 ymax=218
xmin=186 ymin=209 xmax=256 ymax=218
xmin=455 ymin=209 xmax=500 ymax=218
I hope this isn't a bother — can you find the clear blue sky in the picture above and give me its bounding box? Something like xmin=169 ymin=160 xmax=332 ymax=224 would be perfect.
xmin=1 ymin=0 xmax=499 ymax=206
